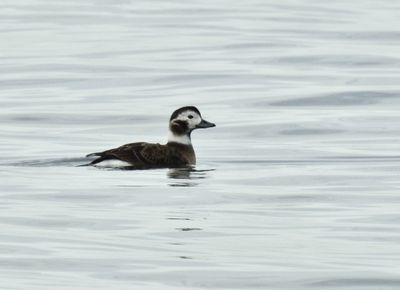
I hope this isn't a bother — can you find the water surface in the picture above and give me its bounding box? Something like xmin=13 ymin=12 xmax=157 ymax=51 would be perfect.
xmin=1 ymin=0 xmax=400 ymax=289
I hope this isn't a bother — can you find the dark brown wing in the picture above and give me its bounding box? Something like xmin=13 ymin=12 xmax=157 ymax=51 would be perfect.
xmin=89 ymin=142 xmax=187 ymax=168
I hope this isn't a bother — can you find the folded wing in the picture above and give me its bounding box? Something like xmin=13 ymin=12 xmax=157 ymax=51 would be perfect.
xmin=88 ymin=142 xmax=185 ymax=168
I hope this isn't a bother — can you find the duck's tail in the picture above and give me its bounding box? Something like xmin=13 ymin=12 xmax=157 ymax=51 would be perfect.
xmin=77 ymin=152 xmax=104 ymax=167
xmin=86 ymin=152 xmax=101 ymax=157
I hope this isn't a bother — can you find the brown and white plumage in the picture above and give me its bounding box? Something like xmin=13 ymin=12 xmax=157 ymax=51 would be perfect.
xmin=87 ymin=106 xmax=215 ymax=169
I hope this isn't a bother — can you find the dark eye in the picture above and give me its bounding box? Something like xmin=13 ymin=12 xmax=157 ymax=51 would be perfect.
xmin=188 ymin=115 xmax=193 ymax=119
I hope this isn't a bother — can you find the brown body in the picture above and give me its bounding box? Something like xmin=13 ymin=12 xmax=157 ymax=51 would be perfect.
xmin=88 ymin=142 xmax=196 ymax=168
xmin=86 ymin=106 xmax=214 ymax=169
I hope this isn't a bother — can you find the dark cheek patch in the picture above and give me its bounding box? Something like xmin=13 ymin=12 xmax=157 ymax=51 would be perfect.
xmin=170 ymin=120 xmax=189 ymax=135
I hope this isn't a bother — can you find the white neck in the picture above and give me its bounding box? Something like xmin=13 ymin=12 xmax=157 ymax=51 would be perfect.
xmin=168 ymin=130 xmax=191 ymax=145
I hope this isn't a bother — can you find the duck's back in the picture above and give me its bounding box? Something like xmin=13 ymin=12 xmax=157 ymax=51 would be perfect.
xmin=88 ymin=142 xmax=194 ymax=168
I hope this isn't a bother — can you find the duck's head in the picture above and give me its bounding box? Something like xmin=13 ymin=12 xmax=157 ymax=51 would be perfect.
xmin=168 ymin=106 xmax=215 ymax=144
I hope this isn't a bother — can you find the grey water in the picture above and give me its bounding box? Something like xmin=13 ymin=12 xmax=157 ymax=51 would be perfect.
xmin=1 ymin=0 xmax=400 ymax=289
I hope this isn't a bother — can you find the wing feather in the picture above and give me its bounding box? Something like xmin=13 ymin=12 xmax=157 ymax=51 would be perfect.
xmin=89 ymin=142 xmax=185 ymax=167
xmin=89 ymin=142 xmax=188 ymax=168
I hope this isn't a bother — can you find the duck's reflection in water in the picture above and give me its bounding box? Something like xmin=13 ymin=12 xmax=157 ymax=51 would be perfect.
xmin=167 ymin=167 xmax=215 ymax=187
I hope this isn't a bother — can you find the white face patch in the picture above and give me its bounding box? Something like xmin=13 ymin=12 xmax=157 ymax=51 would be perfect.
xmin=174 ymin=110 xmax=202 ymax=130
xmin=168 ymin=110 xmax=203 ymax=144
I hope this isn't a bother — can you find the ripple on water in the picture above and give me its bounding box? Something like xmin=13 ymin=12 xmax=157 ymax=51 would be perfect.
xmin=1 ymin=0 xmax=400 ymax=289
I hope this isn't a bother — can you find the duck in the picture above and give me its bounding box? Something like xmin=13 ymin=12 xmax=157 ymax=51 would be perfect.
xmin=86 ymin=106 xmax=215 ymax=168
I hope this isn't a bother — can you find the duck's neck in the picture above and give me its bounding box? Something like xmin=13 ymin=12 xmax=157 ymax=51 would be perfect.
xmin=167 ymin=132 xmax=196 ymax=165
xmin=167 ymin=130 xmax=192 ymax=145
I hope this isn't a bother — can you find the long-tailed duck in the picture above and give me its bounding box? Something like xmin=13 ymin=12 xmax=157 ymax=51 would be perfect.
xmin=87 ymin=106 xmax=215 ymax=168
